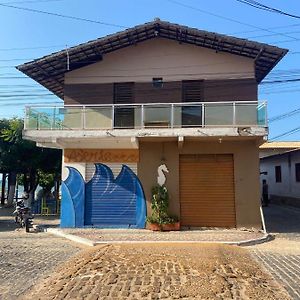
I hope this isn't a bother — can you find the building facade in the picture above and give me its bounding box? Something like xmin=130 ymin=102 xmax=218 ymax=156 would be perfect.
xmin=17 ymin=20 xmax=287 ymax=229
xmin=260 ymin=149 xmax=300 ymax=208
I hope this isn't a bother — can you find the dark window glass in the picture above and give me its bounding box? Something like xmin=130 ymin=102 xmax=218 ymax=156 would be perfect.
xmin=152 ymin=77 xmax=163 ymax=88
xmin=275 ymin=165 xmax=282 ymax=183
xmin=296 ymin=163 xmax=300 ymax=182
xmin=181 ymin=80 xmax=203 ymax=126
xmin=113 ymin=82 xmax=134 ymax=128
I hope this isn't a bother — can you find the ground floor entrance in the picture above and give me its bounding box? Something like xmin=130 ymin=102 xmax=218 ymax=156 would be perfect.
xmin=179 ymin=154 xmax=236 ymax=228
xmin=61 ymin=139 xmax=262 ymax=229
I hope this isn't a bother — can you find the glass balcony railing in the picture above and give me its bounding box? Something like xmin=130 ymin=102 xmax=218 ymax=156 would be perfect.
xmin=24 ymin=101 xmax=267 ymax=130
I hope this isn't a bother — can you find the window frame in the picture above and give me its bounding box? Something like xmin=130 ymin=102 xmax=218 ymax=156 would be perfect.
xmin=275 ymin=165 xmax=282 ymax=183
xmin=295 ymin=163 xmax=300 ymax=182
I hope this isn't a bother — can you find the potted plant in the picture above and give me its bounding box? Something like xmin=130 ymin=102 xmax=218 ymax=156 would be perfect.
xmin=146 ymin=184 xmax=180 ymax=231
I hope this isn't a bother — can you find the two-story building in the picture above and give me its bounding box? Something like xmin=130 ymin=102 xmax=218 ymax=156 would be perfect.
xmin=17 ymin=19 xmax=287 ymax=229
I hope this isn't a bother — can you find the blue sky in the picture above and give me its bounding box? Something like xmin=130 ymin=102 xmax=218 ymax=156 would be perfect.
xmin=0 ymin=0 xmax=299 ymax=140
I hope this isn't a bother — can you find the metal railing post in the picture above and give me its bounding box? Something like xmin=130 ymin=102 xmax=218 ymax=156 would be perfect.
xmin=82 ymin=106 xmax=86 ymax=129
xmin=202 ymin=103 xmax=205 ymax=127
xmin=24 ymin=107 xmax=28 ymax=130
xmin=233 ymin=102 xmax=236 ymax=126
xmin=171 ymin=104 xmax=174 ymax=128
xmin=37 ymin=113 xmax=40 ymax=130
xmin=111 ymin=105 xmax=115 ymax=129
xmin=264 ymin=101 xmax=268 ymax=127
xmin=51 ymin=108 xmax=55 ymax=130
xmin=141 ymin=104 xmax=144 ymax=128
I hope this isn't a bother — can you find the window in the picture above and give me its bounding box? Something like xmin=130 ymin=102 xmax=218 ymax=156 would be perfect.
xmin=296 ymin=163 xmax=300 ymax=182
xmin=275 ymin=165 xmax=282 ymax=183
xmin=181 ymin=80 xmax=204 ymax=126
xmin=152 ymin=77 xmax=163 ymax=88
xmin=113 ymin=82 xmax=134 ymax=128
xmin=182 ymin=80 xmax=204 ymax=102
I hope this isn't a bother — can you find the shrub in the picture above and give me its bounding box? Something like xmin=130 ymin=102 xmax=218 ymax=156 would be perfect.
xmin=147 ymin=184 xmax=178 ymax=225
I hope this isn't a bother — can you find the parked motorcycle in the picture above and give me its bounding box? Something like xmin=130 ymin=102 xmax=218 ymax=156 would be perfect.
xmin=13 ymin=194 xmax=33 ymax=232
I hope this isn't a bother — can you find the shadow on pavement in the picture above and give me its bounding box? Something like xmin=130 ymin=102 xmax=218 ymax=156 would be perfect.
xmin=0 ymin=220 xmax=18 ymax=232
xmin=263 ymin=204 xmax=300 ymax=235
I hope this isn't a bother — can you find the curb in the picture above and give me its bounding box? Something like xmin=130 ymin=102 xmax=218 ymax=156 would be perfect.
xmin=45 ymin=228 xmax=96 ymax=247
xmin=236 ymin=233 xmax=273 ymax=246
xmin=42 ymin=227 xmax=273 ymax=247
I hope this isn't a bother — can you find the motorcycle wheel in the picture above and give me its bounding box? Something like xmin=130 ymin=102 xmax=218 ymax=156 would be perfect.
xmin=25 ymin=219 xmax=30 ymax=233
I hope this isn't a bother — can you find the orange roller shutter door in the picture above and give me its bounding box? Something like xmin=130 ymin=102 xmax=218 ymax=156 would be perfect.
xmin=179 ymin=154 xmax=236 ymax=227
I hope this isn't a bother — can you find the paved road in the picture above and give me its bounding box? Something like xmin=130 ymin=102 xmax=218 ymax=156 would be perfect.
xmin=249 ymin=205 xmax=300 ymax=300
xmin=0 ymin=210 xmax=81 ymax=300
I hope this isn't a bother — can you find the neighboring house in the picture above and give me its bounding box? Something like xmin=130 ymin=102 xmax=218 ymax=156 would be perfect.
xmin=17 ymin=19 xmax=287 ymax=229
xmin=260 ymin=146 xmax=300 ymax=208
xmin=260 ymin=141 xmax=300 ymax=158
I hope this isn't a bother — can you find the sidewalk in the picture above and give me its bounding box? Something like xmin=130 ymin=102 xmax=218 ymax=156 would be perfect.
xmin=45 ymin=227 xmax=269 ymax=247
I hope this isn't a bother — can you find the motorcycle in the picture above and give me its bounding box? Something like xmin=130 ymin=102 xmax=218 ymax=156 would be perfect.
xmin=13 ymin=198 xmax=34 ymax=232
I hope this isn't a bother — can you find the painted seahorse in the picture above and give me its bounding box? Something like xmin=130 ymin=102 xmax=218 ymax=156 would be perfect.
xmin=157 ymin=164 xmax=169 ymax=186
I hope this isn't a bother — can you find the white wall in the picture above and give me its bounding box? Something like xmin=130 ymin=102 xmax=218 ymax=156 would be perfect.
xmin=260 ymin=150 xmax=300 ymax=199
xmin=65 ymin=38 xmax=255 ymax=84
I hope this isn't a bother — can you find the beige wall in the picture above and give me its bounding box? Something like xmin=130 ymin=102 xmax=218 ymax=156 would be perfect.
xmin=65 ymin=38 xmax=255 ymax=84
xmin=138 ymin=139 xmax=262 ymax=229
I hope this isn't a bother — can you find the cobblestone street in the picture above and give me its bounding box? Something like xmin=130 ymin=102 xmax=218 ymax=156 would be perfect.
xmin=24 ymin=243 xmax=289 ymax=300
xmin=248 ymin=205 xmax=300 ymax=300
xmin=1 ymin=205 xmax=300 ymax=299
xmin=0 ymin=211 xmax=81 ymax=300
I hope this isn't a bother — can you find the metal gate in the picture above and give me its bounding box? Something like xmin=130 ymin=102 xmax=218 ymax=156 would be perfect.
xmin=84 ymin=163 xmax=145 ymax=227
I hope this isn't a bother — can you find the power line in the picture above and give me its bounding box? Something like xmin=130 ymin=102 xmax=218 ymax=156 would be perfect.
xmin=0 ymin=44 xmax=68 ymax=51
xmin=232 ymin=22 xmax=300 ymax=35
xmin=0 ymin=30 xmax=299 ymax=53
xmin=0 ymin=102 xmax=62 ymax=106
xmin=269 ymin=108 xmax=300 ymax=123
xmin=247 ymin=30 xmax=300 ymax=39
xmin=235 ymin=0 xmax=300 ymax=20
xmin=166 ymin=0 xmax=299 ymax=41
xmin=2 ymin=74 xmax=300 ymax=83
xmin=261 ymin=78 xmax=300 ymax=85
xmin=1 ymin=0 xmax=63 ymax=4
xmin=0 ymin=3 xmax=127 ymax=28
xmin=270 ymin=126 xmax=300 ymax=140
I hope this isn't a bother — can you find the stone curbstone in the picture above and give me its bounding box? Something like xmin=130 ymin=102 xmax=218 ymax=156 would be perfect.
xmin=43 ymin=227 xmax=273 ymax=247
xmin=45 ymin=228 xmax=97 ymax=247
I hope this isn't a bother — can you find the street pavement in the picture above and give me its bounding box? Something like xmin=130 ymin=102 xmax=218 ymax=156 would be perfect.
xmin=248 ymin=205 xmax=300 ymax=300
xmin=23 ymin=243 xmax=289 ymax=300
xmin=1 ymin=205 xmax=299 ymax=299
xmin=0 ymin=208 xmax=81 ymax=300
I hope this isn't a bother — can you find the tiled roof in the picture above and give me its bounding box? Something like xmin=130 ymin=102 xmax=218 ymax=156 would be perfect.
xmin=260 ymin=142 xmax=300 ymax=149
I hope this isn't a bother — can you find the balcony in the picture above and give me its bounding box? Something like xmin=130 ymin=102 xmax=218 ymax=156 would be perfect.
xmin=25 ymin=101 xmax=267 ymax=131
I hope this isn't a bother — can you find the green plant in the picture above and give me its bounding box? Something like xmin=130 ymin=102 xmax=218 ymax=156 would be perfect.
xmin=147 ymin=184 xmax=178 ymax=225
xmin=146 ymin=214 xmax=160 ymax=224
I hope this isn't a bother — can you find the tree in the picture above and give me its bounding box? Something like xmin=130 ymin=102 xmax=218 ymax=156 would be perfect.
xmin=0 ymin=119 xmax=10 ymax=205
xmin=0 ymin=118 xmax=62 ymax=207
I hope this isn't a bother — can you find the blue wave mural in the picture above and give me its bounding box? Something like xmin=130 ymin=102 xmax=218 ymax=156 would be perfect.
xmin=60 ymin=164 xmax=146 ymax=228
xmin=61 ymin=167 xmax=85 ymax=228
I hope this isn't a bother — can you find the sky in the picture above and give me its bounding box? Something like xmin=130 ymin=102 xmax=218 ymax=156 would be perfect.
xmin=0 ymin=0 xmax=299 ymax=140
